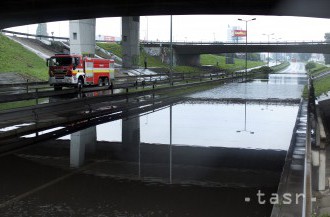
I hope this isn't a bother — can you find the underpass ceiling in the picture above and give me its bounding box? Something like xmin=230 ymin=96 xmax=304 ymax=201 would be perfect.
xmin=0 ymin=0 xmax=330 ymax=29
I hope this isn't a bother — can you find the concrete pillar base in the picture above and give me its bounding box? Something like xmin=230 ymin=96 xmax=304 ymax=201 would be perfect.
xmin=70 ymin=126 xmax=97 ymax=168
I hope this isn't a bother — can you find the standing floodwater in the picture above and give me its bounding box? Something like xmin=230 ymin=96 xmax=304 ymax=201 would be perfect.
xmin=0 ymin=63 xmax=308 ymax=217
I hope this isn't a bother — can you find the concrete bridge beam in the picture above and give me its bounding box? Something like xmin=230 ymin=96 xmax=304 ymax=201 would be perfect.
xmin=70 ymin=126 xmax=97 ymax=168
xmin=69 ymin=19 xmax=96 ymax=56
xmin=122 ymin=16 xmax=140 ymax=68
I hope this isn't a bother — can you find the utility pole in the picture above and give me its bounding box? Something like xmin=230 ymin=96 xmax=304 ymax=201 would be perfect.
xmin=170 ymin=15 xmax=173 ymax=86
xmin=238 ymin=18 xmax=256 ymax=79
xmin=262 ymin=33 xmax=274 ymax=66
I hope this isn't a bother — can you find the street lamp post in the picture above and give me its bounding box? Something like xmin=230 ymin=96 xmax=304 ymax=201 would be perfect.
xmin=146 ymin=16 xmax=149 ymax=41
xmin=170 ymin=15 xmax=173 ymax=86
xmin=238 ymin=18 xmax=256 ymax=80
xmin=262 ymin=33 xmax=274 ymax=66
xmin=272 ymin=37 xmax=282 ymax=65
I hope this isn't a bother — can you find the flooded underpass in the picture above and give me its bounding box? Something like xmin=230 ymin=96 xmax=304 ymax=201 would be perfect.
xmin=0 ymin=63 xmax=308 ymax=217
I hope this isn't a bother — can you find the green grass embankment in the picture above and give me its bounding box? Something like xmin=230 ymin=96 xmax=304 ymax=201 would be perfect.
xmin=312 ymin=75 xmax=330 ymax=97
xmin=0 ymin=34 xmax=48 ymax=80
xmin=200 ymin=54 xmax=265 ymax=71
xmin=303 ymin=62 xmax=330 ymax=97
xmin=309 ymin=62 xmax=330 ymax=77
xmin=272 ymin=61 xmax=290 ymax=72
xmin=97 ymin=42 xmax=168 ymax=68
xmin=139 ymin=51 xmax=168 ymax=68
xmin=97 ymin=42 xmax=123 ymax=58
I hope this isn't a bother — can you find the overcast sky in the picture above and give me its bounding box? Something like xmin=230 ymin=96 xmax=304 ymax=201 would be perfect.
xmin=5 ymin=15 xmax=330 ymax=42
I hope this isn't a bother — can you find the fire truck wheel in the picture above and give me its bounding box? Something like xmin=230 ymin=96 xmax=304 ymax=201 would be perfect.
xmin=104 ymin=78 xmax=110 ymax=86
xmin=98 ymin=78 xmax=103 ymax=86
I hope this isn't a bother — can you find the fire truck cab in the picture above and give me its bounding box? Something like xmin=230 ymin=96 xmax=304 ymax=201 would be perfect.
xmin=47 ymin=54 xmax=115 ymax=90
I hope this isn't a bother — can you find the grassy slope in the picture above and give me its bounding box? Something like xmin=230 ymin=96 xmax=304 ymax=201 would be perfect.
xmin=272 ymin=61 xmax=290 ymax=72
xmin=200 ymin=54 xmax=265 ymax=71
xmin=301 ymin=62 xmax=330 ymax=97
xmin=97 ymin=42 xmax=122 ymax=58
xmin=0 ymin=34 xmax=48 ymax=80
xmin=139 ymin=50 xmax=168 ymax=68
xmin=309 ymin=62 xmax=330 ymax=77
xmin=313 ymin=75 xmax=330 ymax=96
xmin=97 ymin=42 xmax=167 ymax=68
xmin=173 ymin=66 xmax=202 ymax=73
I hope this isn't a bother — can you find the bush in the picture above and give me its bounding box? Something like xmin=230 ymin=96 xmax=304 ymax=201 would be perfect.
xmin=305 ymin=61 xmax=317 ymax=71
xmin=251 ymin=66 xmax=274 ymax=74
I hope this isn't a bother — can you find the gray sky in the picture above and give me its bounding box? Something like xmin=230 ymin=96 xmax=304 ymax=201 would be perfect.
xmin=5 ymin=15 xmax=330 ymax=42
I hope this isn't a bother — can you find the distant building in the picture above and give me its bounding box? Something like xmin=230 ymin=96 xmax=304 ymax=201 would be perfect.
xmin=227 ymin=25 xmax=244 ymax=43
xmin=36 ymin=23 xmax=48 ymax=39
xmin=96 ymin=34 xmax=121 ymax=42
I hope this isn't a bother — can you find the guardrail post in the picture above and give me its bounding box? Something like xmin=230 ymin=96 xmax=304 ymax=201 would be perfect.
xmin=26 ymin=79 xmax=29 ymax=93
xmin=33 ymin=109 xmax=39 ymax=137
xmin=35 ymin=88 xmax=38 ymax=105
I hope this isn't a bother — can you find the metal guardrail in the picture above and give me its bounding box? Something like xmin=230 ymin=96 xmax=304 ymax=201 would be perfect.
xmin=0 ymin=74 xmax=246 ymax=144
xmin=0 ymin=71 xmax=232 ymax=104
xmin=1 ymin=30 xmax=69 ymax=41
xmin=142 ymin=40 xmax=330 ymax=46
xmin=302 ymin=78 xmax=313 ymax=217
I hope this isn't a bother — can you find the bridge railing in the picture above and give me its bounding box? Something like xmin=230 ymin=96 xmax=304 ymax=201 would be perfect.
xmin=1 ymin=29 xmax=69 ymax=41
xmin=302 ymin=78 xmax=312 ymax=217
xmin=141 ymin=40 xmax=330 ymax=46
xmin=2 ymin=30 xmax=328 ymax=45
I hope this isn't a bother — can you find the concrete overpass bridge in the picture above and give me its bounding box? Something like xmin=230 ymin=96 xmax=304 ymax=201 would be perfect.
xmin=143 ymin=41 xmax=330 ymax=54
xmin=142 ymin=41 xmax=330 ymax=65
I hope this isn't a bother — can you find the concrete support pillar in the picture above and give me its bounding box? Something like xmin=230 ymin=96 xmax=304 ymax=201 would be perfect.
xmin=122 ymin=16 xmax=140 ymax=68
xmin=69 ymin=19 xmax=96 ymax=56
xmin=122 ymin=116 xmax=140 ymax=152
xmin=175 ymin=53 xmax=200 ymax=66
xmin=70 ymin=126 xmax=97 ymax=168
xmin=319 ymin=149 xmax=326 ymax=190
xmin=225 ymin=53 xmax=235 ymax=64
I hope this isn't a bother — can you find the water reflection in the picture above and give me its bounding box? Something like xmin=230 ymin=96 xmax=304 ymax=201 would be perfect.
xmin=191 ymin=72 xmax=307 ymax=99
xmin=268 ymin=74 xmax=307 ymax=85
xmin=59 ymin=101 xmax=298 ymax=150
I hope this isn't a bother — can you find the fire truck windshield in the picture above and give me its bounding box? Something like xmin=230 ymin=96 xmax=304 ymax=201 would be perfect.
xmin=49 ymin=57 xmax=73 ymax=66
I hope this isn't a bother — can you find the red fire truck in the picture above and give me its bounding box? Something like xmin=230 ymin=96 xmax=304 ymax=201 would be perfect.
xmin=47 ymin=54 xmax=115 ymax=90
